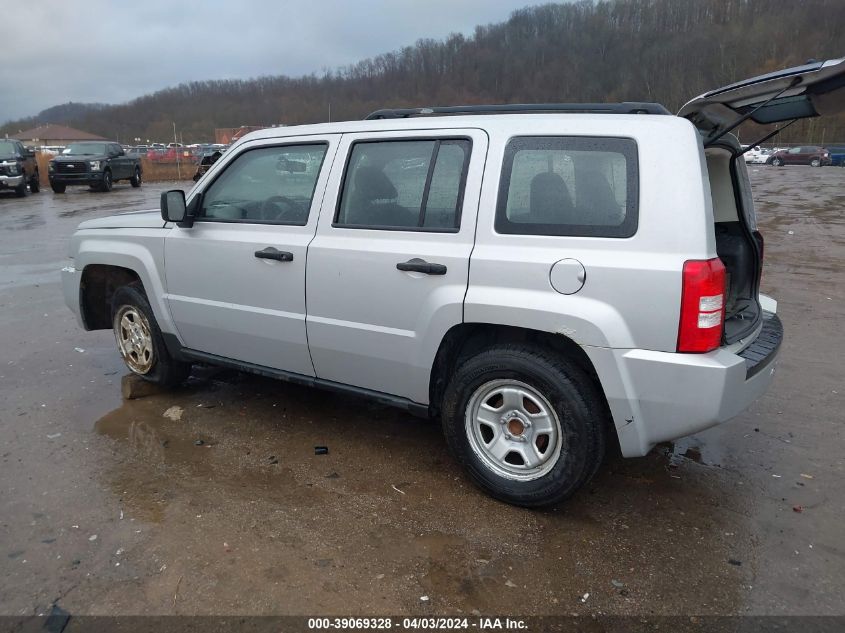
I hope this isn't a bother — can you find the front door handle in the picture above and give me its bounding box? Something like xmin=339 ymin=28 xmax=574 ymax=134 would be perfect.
xmin=396 ymin=258 xmax=447 ymax=275
xmin=255 ymin=247 xmax=294 ymax=262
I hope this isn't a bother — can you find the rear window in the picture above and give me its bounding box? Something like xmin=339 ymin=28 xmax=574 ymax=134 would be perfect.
xmin=495 ymin=136 xmax=638 ymax=238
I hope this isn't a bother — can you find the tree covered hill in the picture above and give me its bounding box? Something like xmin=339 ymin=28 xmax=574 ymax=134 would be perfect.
xmin=4 ymin=0 xmax=844 ymax=144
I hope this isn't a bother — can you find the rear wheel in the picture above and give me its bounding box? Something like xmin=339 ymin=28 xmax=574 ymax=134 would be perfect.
xmin=810 ymin=157 xmax=821 ymax=167
xmin=441 ymin=344 xmax=607 ymax=507
xmin=111 ymin=285 xmax=191 ymax=386
xmin=771 ymin=157 xmax=783 ymax=167
xmin=30 ymin=170 xmax=40 ymax=193
xmin=130 ymin=167 xmax=142 ymax=187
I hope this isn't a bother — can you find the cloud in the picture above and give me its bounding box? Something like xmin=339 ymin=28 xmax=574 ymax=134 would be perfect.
xmin=1 ymin=0 xmax=533 ymax=123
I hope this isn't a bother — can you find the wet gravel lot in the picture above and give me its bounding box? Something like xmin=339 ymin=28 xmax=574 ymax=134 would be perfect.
xmin=0 ymin=169 xmax=843 ymax=616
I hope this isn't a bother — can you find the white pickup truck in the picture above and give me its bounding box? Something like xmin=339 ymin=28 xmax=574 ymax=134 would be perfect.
xmin=62 ymin=59 xmax=844 ymax=506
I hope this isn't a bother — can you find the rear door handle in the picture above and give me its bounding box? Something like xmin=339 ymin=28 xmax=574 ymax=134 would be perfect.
xmin=255 ymin=247 xmax=294 ymax=262
xmin=396 ymin=258 xmax=447 ymax=275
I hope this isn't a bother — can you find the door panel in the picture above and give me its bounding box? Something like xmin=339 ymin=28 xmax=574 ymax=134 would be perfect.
xmin=306 ymin=129 xmax=487 ymax=403
xmin=164 ymin=135 xmax=339 ymax=375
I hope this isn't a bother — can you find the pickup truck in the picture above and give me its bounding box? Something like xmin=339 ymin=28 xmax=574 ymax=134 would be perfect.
xmin=0 ymin=139 xmax=40 ymax=196
xmin=48 ymin=141 xmax=142 ymax=193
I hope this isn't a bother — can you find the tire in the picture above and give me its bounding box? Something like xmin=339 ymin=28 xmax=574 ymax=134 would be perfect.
xmin=810 ymin=158 xmax=821 ymax=167
xmin=110 ymin=284 xmax=191 ymax=386
xmin=100 ymin=170 xmax=113 ymax=192
xmin=440 ymin=344 xmax=608 ymax=507
xmin=14 ymin=174 xmax=28 ymax=197
xmin=771 ymin=158 xmax=783 ymax=167
xmin=130 ymin=167 xmax=142 ymax=188
xmin=30 ymin=170 xmax=40 ymax=193
xmin=51 ymin=183 xmax=66 ymax=194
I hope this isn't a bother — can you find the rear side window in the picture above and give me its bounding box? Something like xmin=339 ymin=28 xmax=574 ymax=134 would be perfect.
xmin=335 ymin=138 xmax=471 ymax=231
xmin=496 ymin=136 xmax=638 ymax=238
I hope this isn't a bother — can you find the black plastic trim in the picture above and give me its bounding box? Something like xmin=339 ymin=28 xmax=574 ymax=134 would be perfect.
xmin=366 ymin=102 xmax=671 ymax=119
xmin=164 ymin=338 xmax=431 ymax=418
xmin=723 ymin=146 xmax=763 ymax=344
xmin=739 ymin=312 xmax=783 ymax=378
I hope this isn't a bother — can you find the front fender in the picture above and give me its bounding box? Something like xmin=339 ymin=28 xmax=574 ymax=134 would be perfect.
xmin=73 ymin=229 xmax=175 ymax=335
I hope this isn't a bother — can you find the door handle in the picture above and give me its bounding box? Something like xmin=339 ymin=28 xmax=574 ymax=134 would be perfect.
xmin=396 ymin=258 xmax=447 ymax=275
xmin=255 ymin=247 xmax=294 ymax=262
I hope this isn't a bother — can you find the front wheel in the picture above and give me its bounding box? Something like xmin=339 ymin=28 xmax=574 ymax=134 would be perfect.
xmin=810 ymin=158 xmax=821 ymax=167
xmin=30 ymin=170 xmax=40 ymax=193
xmin=14 ymin=175 xmax=27 ymax=197
xmin=440 ymin=345 xmax=607 ymax=507
xmin=99 ymin=170 xmax=113 ymax=192
xmin=51 ymin=183 xmax=66 ymax=193
xmin=771 ymin=157 xmax=784 ymax=167
xmin=130 ymin=167 xmax=142 ymax=187
xmin=111 ymin=285 xmax=191 ymax=386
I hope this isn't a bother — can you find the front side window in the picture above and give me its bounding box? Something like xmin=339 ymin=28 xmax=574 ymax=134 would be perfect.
xmin=335 ymin=138 xmax=471 ymax=230
xmin=200 ymin=143 xmax=328 ymax=224
xmin=496 ymin=136 xmax=638 ymax=238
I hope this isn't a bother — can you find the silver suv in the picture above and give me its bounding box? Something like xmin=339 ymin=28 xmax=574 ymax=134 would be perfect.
xmin=62 ymin=59 xmax=844 ymax=506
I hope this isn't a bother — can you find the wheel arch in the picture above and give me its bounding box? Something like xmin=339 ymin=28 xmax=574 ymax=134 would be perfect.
xmin=79 ymin=264 xmax=143 ymax=330
xmin=430 ymin=323 xmax=609 ymax=415
xmin=74 ymin=237 xmax=174 ymax=336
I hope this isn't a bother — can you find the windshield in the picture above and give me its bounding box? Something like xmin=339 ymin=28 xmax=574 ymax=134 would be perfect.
xmin=63 ymin=143 xmax=108 ymax=156
xmin=0 ymin=140 xmax=18 ymax=157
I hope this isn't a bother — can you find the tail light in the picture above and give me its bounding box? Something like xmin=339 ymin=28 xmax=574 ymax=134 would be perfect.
xmin=677 ymin=258 xmax=726 ymax=353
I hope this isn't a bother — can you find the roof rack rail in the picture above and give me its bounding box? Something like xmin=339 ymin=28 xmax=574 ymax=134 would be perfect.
xmin=365 ymin=102 xmax=671 ymax=120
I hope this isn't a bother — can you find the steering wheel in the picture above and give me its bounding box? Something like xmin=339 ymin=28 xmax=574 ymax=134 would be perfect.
xmin=260 ymin=196 xmax=300 ymax=222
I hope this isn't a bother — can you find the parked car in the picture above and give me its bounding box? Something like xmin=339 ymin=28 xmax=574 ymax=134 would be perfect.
xmin=825 ymin=145 xmax=845 ymax=166
xmin=766 ymin=145 xmax=831 ymax=166
xmin=0 ymin=139 xmax=40 ymax=196
xmin=192 ymin=149 xmax=223 ymax=181
xmin=49 ymin=141 xmax=143 ymax=193
xmin=743 ymin=146 xmax=771 ymax=164
xmin=61 ymin=57 xmax=845 ymax=506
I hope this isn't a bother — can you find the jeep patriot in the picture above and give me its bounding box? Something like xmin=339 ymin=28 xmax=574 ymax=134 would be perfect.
xmin=62 ymin=58 xmax=844 ymax=505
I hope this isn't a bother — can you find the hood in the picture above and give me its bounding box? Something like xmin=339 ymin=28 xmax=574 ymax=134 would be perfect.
xmin=679 ymin=57 xmax=845 ymax=139
xmin=54 ymin=153 xmax=108 ymax=162
xmin=78 ymin=209 xmax=166 ymax=230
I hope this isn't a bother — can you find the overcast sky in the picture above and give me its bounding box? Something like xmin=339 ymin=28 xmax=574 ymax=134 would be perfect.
xmin=2 ymin=0 xmax=536 ymax=124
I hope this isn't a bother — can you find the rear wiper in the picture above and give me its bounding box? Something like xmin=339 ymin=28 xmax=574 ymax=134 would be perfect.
xmin=737 ymin=119 xmax=799 ymax=157
xmin=705 ymin=76 xmax=801 ymax=147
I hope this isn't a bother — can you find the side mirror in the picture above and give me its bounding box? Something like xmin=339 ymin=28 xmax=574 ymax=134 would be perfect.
xmin=161 ymin=190 xmax=189 ymax=225
xmin=26 ymin=149 xmax=36 ymax=158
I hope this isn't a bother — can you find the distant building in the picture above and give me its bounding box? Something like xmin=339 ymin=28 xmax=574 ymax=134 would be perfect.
xmin=11 ymin=124 xmax=107 ymax=149
xmin=215 ymin=125 xmax=272 ymax=145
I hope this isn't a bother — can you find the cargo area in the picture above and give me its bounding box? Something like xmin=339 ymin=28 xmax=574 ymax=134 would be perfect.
xmin=706 ymin=145 xmax=763 ymax=344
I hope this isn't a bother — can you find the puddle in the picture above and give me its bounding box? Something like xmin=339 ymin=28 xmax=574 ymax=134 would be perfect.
xmin=80 ymin=370 xmax=752 ymax=614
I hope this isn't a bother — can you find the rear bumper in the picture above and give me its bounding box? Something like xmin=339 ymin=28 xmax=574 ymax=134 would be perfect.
xmin=587 ymin=311 xmax=783 ymax=457
xmin=0 ymin=174 xmax=24 ymax=188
